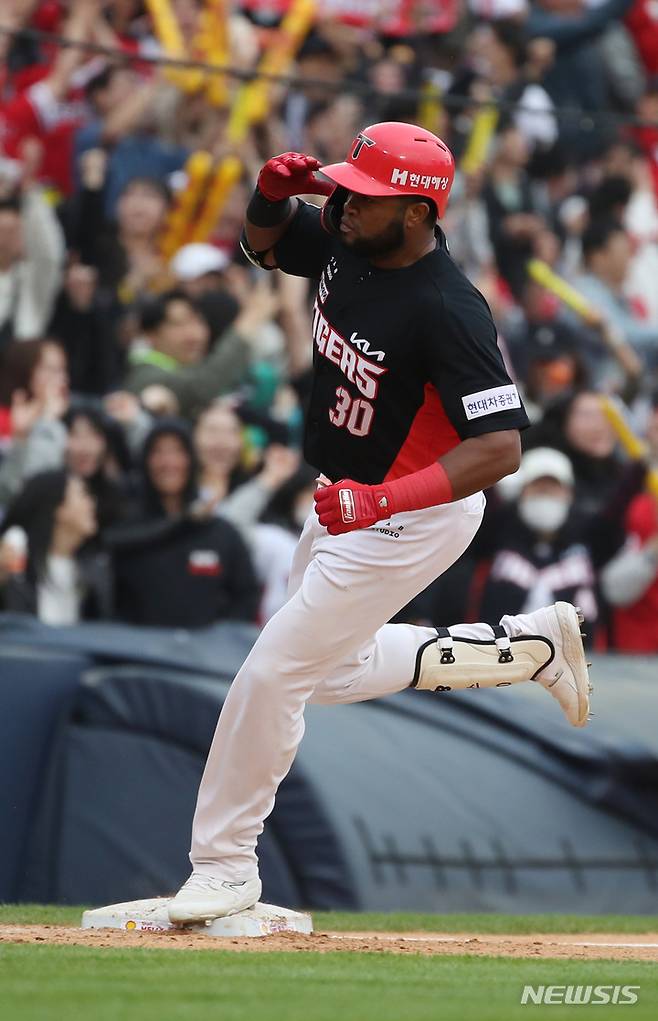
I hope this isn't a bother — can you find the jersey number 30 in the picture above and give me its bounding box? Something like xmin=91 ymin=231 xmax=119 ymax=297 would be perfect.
xmin=329 ymin=386 xmax=374 ymax=437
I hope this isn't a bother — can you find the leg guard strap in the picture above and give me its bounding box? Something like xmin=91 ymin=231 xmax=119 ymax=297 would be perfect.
xmin=412 ymin=629 xmax=555 ymax=692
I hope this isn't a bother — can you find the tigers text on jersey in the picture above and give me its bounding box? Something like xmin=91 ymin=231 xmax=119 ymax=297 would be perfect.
xmin=273 ymin=201 xmax=529 ymax=485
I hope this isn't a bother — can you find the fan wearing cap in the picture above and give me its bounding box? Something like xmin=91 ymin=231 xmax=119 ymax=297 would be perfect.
xmin=474 ymin=447 xmax=599 ymax=630
xmin=167 ymin=123 xmax=594 ymax=926
xmin=170 ymin=244 xmax=240 ymax=342
xmin=169 ymin=243 xmax=228 ymax=292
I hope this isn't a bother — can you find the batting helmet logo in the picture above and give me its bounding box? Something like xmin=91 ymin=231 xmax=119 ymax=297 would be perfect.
xmin=351 ymin=133 xmax=376 ymax=160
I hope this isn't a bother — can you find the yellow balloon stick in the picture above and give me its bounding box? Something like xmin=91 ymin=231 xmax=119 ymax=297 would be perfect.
xmin=189 ymin=155 xmax=243 ymax=242
xmin=527 ymin=259 xmax=600 ymax=324
xmin=417 ymin=80 xmax=443 ymax=135
xmin=200 ymin=0 xmax=230 ymax=108
xmin=258 ymin=0 xmax=316 ymax=78
xmin=227 ymin=0 xmax=316 ymax=143
xmin=145 ymin=0 xmax=203 ymax=92
xmin=461 ymin=105 xmax=499 ymax=175
xmin=599 ymin=397 xmax=658 ymax=500
xmin=600 ymin=396 xmax=647 ymax=459
xmin=145 ymin=0 xmax=185 ymax=58
xmin=160 ymin=151 xmax=214 ymax=258
xmin=648 ymin=468 xmax=658 ymax=502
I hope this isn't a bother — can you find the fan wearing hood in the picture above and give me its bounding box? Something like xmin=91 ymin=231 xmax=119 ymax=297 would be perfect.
xmin=109 ymin=419 xmax=260 ymax=628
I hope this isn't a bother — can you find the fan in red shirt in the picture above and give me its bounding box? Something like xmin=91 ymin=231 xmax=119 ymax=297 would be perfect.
xmin=602 ymin=393 xmax=658 ymax=652
xmin=611 ymin=491 xmax=658 ymax=652
xmin=0 ymin=1 xmax=122 ymax=194
xmin=626 ymin=0 xmax=658 ymax=75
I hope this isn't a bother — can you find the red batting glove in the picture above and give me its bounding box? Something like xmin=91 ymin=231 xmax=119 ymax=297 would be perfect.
xmin=314 ymin=479 xmax=391 ymax=535
xmin=314 ymin=464 xmax=453 ymax=536
xmin=257 ymin=152 xmax=334 ymax=202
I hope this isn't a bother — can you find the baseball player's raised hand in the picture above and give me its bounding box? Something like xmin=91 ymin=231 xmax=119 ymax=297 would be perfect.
xmin=314 ymin=479 xmax=391 ymax=535
xmin=257 ymin=153 xmax=334 ymax=202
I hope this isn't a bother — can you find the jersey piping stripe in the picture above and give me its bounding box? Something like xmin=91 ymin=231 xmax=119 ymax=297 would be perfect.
xmin=384 ymin=382 xmax=461 ymax=483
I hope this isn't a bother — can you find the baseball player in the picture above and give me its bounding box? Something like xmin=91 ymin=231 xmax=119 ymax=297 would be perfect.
xmin=168 ymin=123 xmax=592 ymax=924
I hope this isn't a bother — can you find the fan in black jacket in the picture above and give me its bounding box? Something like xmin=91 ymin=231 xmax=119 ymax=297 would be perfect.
xmin=472 ymin=447 xmax=600 ymax=635
xmin=107 ymin=419 xmax=260 ymax=628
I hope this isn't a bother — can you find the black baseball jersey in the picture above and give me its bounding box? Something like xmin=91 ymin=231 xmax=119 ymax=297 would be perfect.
xmin=273 ymin=201 xmax=529 ymax=485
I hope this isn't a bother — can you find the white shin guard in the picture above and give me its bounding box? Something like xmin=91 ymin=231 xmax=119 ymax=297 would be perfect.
xmin=412 ymin=625 xmax=554 ymax=692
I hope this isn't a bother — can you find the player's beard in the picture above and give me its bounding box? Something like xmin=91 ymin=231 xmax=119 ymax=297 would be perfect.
xmin=339 ymin=213 xmax=406 ymax=258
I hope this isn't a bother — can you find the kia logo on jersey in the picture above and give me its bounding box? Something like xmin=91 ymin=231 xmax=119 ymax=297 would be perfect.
xmin=349 ymin=332 xmax=385 ymax=362
xmin=338 ymin=488 xmax=356 ymax=522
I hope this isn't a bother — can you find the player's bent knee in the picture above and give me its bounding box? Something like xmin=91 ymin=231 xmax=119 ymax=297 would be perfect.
xmin=241 ymin=629 xmax=337 ymax=695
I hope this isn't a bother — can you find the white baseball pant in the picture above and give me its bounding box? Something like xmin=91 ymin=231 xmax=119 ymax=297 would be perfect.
xmin=189 ymin=489 xmax=537 ymax=881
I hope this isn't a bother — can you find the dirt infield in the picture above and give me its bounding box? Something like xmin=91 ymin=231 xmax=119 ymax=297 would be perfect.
xmin=2 ymin=925 xmax=658 ymax=960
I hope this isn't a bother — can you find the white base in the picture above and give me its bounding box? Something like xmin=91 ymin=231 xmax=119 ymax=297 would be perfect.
xmin=81 ymin=898 xmax=313 ymax=938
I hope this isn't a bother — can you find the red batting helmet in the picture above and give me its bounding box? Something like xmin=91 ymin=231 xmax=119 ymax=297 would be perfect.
xmin=320 ymin=122 xmax=455 ymax=232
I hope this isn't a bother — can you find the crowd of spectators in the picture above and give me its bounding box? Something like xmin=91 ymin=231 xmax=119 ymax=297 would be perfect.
xmin=1 ymin=0 xmax=658 ymax=652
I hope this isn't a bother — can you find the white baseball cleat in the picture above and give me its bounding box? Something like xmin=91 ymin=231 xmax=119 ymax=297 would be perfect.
xmin=168 ymin=873 xmax=262 ymax=925
xmin=528 ymin=601 xmax=593 ymax=728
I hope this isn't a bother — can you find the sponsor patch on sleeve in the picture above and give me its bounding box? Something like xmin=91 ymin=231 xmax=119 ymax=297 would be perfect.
xmin=462 ymin=384 xmax=521 ymax=420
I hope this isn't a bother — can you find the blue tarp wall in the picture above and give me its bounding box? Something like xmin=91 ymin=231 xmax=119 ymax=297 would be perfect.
xmin=1 ymin=614 xmax=657 ymax=913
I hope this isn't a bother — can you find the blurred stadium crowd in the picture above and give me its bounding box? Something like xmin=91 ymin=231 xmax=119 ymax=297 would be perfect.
xmin=1 ymin=0 xmax=658 ymax=651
